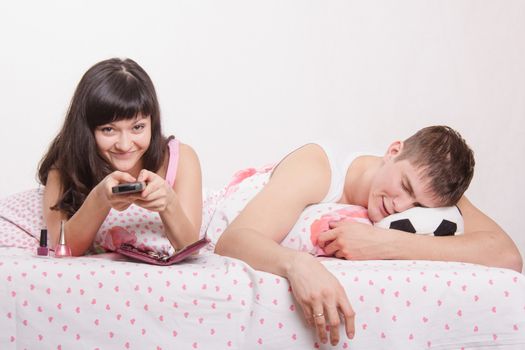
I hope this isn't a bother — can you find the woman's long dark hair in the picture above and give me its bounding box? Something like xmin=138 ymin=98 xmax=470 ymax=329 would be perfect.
xmin=38 ymin=58 xmax=167 ymax=218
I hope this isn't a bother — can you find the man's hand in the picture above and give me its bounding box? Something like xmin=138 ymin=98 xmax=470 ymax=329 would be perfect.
xmin=318 ymin=221 xmax=394 ymax=260
xmin=286 ymin=252 xmax=355 ymax=345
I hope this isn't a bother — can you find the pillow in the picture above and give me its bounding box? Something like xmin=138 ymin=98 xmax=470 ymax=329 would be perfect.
xmin=0 ymin=188 xmax=44 ymax=240
xmin=374 ymin=206 xmax=464 ymax=236
xmin=0 ymin=188 xmax=174 ymax=255
xmin=93 ymin=187 xmax=221 ymax=254
xmin=0 ymin=187 xmax=215 ymax=255
xmin=280 ymin=204 xmax=464 ymax=256
xmin=281 ymin=203 xmax=372 ymax=255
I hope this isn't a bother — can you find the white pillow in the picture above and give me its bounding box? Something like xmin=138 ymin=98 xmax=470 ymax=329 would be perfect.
xmin=280 ymin=204 xmax=464 ymax=257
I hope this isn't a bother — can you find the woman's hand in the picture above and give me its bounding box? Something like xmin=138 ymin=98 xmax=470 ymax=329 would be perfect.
xmin=286 ymin=252 xmax=355 ymax=345
xmin=97 ymin=171 xmax=138 ymax=211
xmin=132 ymin=169 xmax=176 ymax=212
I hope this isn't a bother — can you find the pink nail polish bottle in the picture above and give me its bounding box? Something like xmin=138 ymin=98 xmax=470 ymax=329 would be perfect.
xmin=37 ymin=229 xmax=49 ymax=256
xmin=54 ymin=221 xmax=72 ymax=258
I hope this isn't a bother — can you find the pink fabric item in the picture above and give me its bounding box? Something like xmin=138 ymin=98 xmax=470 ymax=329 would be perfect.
xmin=104 ymin=226 xmax=138 ymax=251
xmin=95 ymin=208 xmax=172 ymax=255
xmin=223 ymin=164 xmax=274 ymax=197
xmin=309 ymin=206 xmax=371 ymax=254
xmin=279 ymin=203 xmax=372 ymax=255
xmin=165 ymin=138 xmax=180 ymax=187
xmin=226 ymin=168 xmax=257 ymax=188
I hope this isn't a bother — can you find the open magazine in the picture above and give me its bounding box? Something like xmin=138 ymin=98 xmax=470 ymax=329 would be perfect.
xmin=116 ymin=237 xmax=209 ymax=265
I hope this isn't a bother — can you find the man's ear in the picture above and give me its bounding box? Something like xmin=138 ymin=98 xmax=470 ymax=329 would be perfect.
xmin=384 ymin=141 xmax=404 ymax=161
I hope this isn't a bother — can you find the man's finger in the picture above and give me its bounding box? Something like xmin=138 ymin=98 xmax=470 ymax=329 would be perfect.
xmin=300 ymin=304 xmax=314 ymax=327
xmin=312 ymin=309 xmax=328 ymax=344
xmin=322 ymin=239 xmax=340 ymax=256
xmin=325 ymin=304 xmax=341 ymax=345
xmin=338 ymin=298 xmax=355 ymax=340
xmin=317 ymin=229 xmax=338 ymax=248
xmin=328 ymin=220 xmax=346 ymax=229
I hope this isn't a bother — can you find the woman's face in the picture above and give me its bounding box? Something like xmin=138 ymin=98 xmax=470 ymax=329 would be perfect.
xmin=93 ymin=115 xmax=152 ymax=177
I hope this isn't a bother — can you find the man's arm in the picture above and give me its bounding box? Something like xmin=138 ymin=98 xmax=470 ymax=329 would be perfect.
xmin=455 ymin=196 xmax=522 ymax=271
xmin=215 ymin=144 xmax=355 ymax=345
xmin=319 ymin=196 xmax=523 ymax=272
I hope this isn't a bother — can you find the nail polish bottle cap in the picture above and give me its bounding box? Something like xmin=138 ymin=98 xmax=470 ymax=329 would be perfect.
xmin=40 ymin=229 xmax=48 ymax=247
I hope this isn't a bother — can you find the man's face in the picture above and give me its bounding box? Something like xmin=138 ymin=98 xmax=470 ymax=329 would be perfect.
xmin=367 ymin=142 xmax=441 ymax=223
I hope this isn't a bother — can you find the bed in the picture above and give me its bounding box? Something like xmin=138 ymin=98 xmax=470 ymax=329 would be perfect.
xmin=1 ymin=189 xmax=525 ymax=349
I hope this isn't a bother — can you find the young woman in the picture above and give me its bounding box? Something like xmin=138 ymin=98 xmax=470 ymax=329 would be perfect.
xmin=38 ymin=58 xmax=202 ymax=256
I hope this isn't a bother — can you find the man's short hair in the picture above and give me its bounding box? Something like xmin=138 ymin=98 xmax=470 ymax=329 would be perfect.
xmin=396 ymin=125 xmax=475 ymax=206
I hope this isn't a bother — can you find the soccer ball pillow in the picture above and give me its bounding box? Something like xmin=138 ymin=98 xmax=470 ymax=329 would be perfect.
xmin=374 ymin=206 xmax=464 ymax=236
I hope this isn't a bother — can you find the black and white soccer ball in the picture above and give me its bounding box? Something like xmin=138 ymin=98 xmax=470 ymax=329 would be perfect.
xmin=374 ymin=206 xmax=464 ymax=236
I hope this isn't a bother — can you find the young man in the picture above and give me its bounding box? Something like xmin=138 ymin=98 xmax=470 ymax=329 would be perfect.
xmin=213 ymin=126 xmax=523 ymax=346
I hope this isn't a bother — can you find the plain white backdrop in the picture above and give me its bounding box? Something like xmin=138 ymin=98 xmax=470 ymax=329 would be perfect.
xmin=1 ymin=1 xmax=524 ymax=259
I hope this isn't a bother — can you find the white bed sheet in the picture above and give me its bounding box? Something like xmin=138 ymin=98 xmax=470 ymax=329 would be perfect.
xmin=1 ymin=188 xmax=525 ymax=350
xmin=1 ymin=228 xmax=525 ymax=350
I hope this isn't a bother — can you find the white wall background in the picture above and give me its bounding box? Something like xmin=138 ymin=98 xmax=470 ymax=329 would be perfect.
xmin=1 ymin=1 xmax=524 ymax=257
